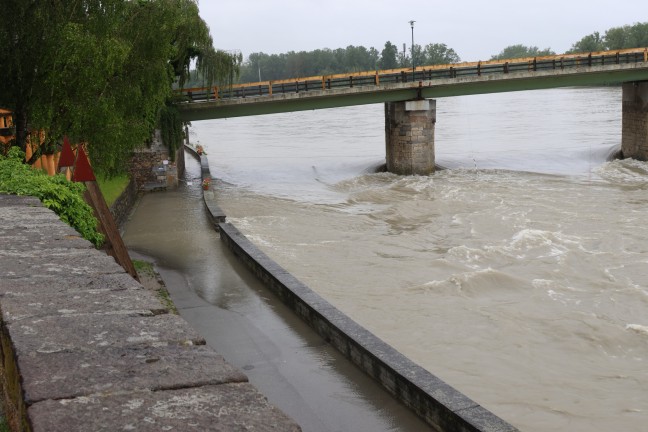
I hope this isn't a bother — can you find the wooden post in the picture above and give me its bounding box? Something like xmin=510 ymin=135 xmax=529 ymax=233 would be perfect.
xmin=72 ymin=146 xmax=139 ymax=281
xmin=84 ymin=181 xmax=139 ymax=281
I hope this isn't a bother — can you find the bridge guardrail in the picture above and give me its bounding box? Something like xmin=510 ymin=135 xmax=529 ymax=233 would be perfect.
xmin=174 ymin=48 xmax=648 ymax=103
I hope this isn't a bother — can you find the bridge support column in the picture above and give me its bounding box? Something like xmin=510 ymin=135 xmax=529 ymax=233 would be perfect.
xmin=385 ymin=100 xmax=436 ymax=175
xmin=622 ymin=81 xmax=648 ymax=160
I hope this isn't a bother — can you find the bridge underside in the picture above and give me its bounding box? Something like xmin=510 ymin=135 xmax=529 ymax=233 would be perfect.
xmin=177 ymin=64 xmax=648 ymax=121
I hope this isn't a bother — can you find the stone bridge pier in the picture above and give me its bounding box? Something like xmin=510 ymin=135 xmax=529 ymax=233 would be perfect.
xmin=622 ymin=81 xmax=648 ymax=160
xmin=385 ymin=99 xmax=436 ymax=175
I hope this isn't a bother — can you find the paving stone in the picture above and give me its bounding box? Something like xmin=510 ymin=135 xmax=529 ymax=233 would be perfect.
xmin=0 ymin=225 xmax=91 ymax=251
xmin=7 ymin=314 xmax=205 ymax=357
xmin=28 ymin=384 xmax=302 ymax=432
xmin=0 ymin=248 xmax=124 ymax=279
xmin=0 ymin=287 xmax=167 ymax=323
xmin=20 ymin=345 xmax=247 ymax=404
xmin=0 ymin=196 xmax=303 ymax=431
xmin=0 ymin=195 xmax=41 ymax=207
xmin=0 ymin=272 xmax=141 ymax=296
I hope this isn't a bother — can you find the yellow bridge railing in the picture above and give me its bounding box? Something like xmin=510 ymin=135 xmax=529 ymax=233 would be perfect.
xmin=174 ymin=48 xmax=648 ymax=102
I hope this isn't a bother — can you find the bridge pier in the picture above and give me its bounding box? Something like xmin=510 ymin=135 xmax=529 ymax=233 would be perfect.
xmin=622 ymin=81 xmax=648 ymax=160
xmin=385 ymin=100 xmax=436 ymax=175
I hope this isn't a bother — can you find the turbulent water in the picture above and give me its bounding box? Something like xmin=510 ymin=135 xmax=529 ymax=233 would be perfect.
xmin=190 ymin=87 xmax=648 ymax=432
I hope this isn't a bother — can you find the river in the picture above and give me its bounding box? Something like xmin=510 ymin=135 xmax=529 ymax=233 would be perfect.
xmin=188 ymin=86 xmax=648 ymax=432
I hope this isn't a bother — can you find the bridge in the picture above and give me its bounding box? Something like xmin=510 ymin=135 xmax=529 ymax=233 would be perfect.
xmin=175 ymin=48 xmax=648 ymax=175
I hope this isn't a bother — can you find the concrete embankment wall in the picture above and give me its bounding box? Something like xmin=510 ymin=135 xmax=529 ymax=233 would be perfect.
xmin=189 ymin=146 xmax=518 ymax=432
xmin=0 ymin=194 xmax=300 ymax=432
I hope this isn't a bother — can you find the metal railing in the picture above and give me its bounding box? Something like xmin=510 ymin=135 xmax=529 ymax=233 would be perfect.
xmin=174 ymin=48 xmax=648 ymax=102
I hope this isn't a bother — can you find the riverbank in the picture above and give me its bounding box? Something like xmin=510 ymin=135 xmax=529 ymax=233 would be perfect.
xmin=150 ymin=144 xmax=516 ymax=431
xmin=0 ymin=193 xmax=301 ymax=431
xmin=122 ymin=150 xmax=434 ymax=432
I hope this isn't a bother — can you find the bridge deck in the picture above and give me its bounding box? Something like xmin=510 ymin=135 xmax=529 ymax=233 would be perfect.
xmin=175 ymin=48 xmax=648 ymax=121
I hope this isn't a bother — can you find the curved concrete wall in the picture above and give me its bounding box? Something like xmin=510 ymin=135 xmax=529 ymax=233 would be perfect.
xmin=191 ymin=147 xmax=518 ymax=432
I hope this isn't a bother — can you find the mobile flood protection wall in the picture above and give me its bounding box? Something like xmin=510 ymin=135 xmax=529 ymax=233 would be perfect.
xmin=188 ymin=143 xmax=518 ymax=432
xmin=218 ymin=222 xmax=519 ymax=432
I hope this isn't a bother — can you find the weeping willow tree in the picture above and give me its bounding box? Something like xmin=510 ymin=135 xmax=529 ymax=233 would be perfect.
xmin=0 ymin=0 xmax=240 ymax=176
xmin=160 ymin=0 xmax=242 ymax=160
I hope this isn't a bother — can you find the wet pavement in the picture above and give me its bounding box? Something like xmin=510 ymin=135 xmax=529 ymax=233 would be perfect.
xmin=122 ymin=154 xmax=431 ymax=432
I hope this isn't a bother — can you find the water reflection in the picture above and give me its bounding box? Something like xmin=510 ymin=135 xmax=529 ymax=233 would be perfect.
xmin=123 ymin=156 xmax=432 ymax=432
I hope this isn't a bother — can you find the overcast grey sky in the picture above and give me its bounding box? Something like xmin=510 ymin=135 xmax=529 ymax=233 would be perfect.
xmin=198 ymin=1 xmax=645 ymax=62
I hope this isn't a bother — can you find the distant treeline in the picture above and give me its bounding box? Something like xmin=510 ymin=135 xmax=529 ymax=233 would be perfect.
xmin=184 ymin=21 xmax=648 ymax=87
xmin=237 ymin=42 xmax=461 ymax=83
xmin=491 ymin=21 xmax=648 ymax=60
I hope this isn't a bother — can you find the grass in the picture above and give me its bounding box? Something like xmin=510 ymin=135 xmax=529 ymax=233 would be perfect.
xmin=133 ymin=259 xmax=155 ymax=276
xmin=97 ymin=174 xmax=130 ymax=207
xmin=133 ymin=259 xmax=178 ymax=314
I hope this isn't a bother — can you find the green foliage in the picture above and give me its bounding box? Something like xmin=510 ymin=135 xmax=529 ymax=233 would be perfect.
xmin=239 ymin=42 xmax=415 ymax=82
xmin=569 ymin=22 xmax=648 ymax=53
xmin=568 ymin=32 xmax=606 ymax=53
xmin=132 ymin=259 xmax=178 ymax=314
xmin=0 ymin=0 xmax=239 ymax=177
xmin=0 ymin=148 xmax=104 ymax=246
xmin=420 ymin=43 xmax=461 ymax=65
xmin=237 ymin=40 xmax=461 ymax=83
xmin=238 ymin=46 xmax=379 ymax=82
xmin=159 ymin=105 xmax=184 ymax=161
xmin=378 ymin=41 xmax=399 ymax=69
xmin=491 ymin=44 xmax=556 ymax=60
xmin=133 ymin=259 xmax=155 ymax=277
xmin=97 ymin=174 xmax=129 ymax=207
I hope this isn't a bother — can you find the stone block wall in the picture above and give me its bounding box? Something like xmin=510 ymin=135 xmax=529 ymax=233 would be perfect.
xmin=129 ymin=129 xmax=183 ymax=190
xmin=385 ymin=100 xmax=436 ymax=175
xmin=622 ymin=81 xmax=648 ymax=161
xmin=0 ymin=194 xmax=301 ymax=432
xmin=109 ymin=178 xmax=138 ymax=227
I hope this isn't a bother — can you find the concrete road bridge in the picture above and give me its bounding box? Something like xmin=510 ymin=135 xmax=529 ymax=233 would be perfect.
xmin=175 ymin=48 xmax=648 ymax=175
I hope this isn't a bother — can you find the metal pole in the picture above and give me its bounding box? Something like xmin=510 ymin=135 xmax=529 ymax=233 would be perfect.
xmin=409 ymin=20 xmax=415 ymax=74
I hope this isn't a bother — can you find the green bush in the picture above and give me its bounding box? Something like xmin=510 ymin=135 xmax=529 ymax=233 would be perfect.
xmin=0 ymin=147 xmax=104 ymax=246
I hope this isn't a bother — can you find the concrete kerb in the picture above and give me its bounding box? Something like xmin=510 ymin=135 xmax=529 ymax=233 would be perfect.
xmin=184 ymin=144 xmax=226 ymax=229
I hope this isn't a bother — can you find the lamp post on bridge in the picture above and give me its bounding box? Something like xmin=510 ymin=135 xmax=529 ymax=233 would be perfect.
xmin=409 ymin=20 xmax=416 ymax=75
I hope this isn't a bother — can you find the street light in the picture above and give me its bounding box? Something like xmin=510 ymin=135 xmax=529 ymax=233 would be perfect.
xmin=409 ymin=20 xmax=416 ymax=75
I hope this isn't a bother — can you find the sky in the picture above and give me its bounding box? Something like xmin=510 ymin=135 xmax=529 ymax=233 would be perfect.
xmin=198 ymin=0 xmax=645 ymax=62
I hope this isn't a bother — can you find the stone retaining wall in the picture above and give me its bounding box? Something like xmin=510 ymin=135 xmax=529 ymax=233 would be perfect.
xmin=0 ymin=194 xmax=301 ymax=432
xmin=109 ymin=177 xmax=138 ymax=227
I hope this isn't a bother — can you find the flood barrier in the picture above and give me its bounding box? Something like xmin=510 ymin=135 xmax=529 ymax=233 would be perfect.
xmin=187 ymin=146 xmax=519 ymax=431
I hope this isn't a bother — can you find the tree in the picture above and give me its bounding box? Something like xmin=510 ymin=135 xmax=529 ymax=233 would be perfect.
xmin=568 ymin=32 xmax=605 ymax=53
xmin=567 ymin=22 xmax=648 ymax=53
xmin=420 ymin=43 xmax=461 ymax=65
xmin=490 ymin=44 xmax=555 ymax=60
xmin=604 ymin=22 xmax=648 ymax=50
xmin=625 ymin=22 xmax=648 ymax=48
xmin=378 ymin=42 xmax=399 ymax=70
xmin=0 ymin=0 xmax=239 ymax=176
